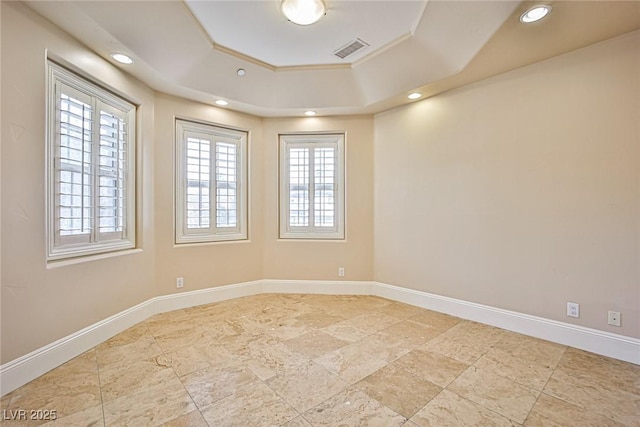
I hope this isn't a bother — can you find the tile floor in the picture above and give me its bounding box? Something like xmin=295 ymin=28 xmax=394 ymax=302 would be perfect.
xmin=1 ymin=294 xmax=639 ymax=426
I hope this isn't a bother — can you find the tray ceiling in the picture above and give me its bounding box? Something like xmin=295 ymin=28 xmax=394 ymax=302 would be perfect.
xmin=24 ymin=1 xmax=640 ymax=117
xmin=185 ymin=0 xmax=427 ymax=67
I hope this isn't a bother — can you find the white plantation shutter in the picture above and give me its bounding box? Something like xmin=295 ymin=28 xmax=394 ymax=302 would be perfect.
xmin=56 ymin=89 xmax=93 ymax=246
xmin=186 ymin=135 xmax=211 ymax=230
xmin=313 ymin=147 xmax=336 ymax=227
xmin=215 ymin=142 xmax=238 ymax=228
xmin=289 ymin=147 xmax=310 ymax=227
xmin=98 ymin=105 xmax=129 ymax=238
xmin=175 ymin=120 xmax=247 ymax=244
xmin=279 ymin=134 xmax=345 ymax=239
xmin=47 ymin=62 xmax=136 ymax=261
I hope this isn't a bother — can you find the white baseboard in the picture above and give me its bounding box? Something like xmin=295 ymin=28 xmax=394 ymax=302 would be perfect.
xmin=0 ymin=298 xmax=156 ymax=397
xmin=371 ymin=282 xmax=640 ymax=366
xmin=0 ymin=280 xmax=261 ymax=396
xmin=153 ymin=280 xmax=263 ymax=313
xmin=2 ymin=279 xmax=638 ymax=396
xmin=261 ymin=279 xmax=373 ymax=295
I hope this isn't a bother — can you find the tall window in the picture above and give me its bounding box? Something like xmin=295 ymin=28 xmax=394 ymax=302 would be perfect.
xmin=46 ymin=62 xmax=136 ymax=261
xmin=279 ymin=134 xmax=345 ymax=239
xmin=175 ymin=120 xmax=248 ymax=244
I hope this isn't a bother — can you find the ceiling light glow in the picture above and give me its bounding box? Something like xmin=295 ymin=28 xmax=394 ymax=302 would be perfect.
xmin=304 ymin=110 xmax=317 ymax=116
xmin=215 ymin=99 xmax=229 ymax=106
xmin=111 ymin=53 xmax=134 ymax=64
xmin=281 ymin=0 xmax=326 ymax=26
xmin=520 ymin=5 xmax=552 ymax=23
xmin=408 ymin=92 xmax=422 ymax=100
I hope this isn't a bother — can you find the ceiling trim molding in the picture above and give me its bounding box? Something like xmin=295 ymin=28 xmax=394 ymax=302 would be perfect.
xmin=352 ymin=32 xmax=413 ymax=68
xmin=275 ymin=62 xmax=352 ymax=72
xmin=179 ymin=0 xmax=215 ymax=46
xmin=213 ymin=43 xmax=277 ymax=71
xmin=214 ymin=43 xmax=357 ymax=72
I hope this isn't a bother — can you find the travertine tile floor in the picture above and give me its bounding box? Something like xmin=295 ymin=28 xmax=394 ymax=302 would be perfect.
xmin=2 ymin=294 xmax=639 ymax=426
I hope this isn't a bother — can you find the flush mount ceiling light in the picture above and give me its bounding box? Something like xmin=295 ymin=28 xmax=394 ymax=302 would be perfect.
xmin=215 ymin=99 xmax=229 ymax=106
xmin=304 ymin=110 xmax=317 ymax=116
xmin=237 ymin=68 xmax=246 ymax=77
xmin=111 ymin=53 xmax=133 ymax=64
xmin=281 ymin=0 xmax=326 ymax=26
xmin=408 ymin=92 xmax=422 ymax=100
xmin=520 ymin=4 xmax=552 ymax=23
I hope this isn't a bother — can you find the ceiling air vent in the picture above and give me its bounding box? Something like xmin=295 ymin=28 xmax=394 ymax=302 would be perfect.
xmin=333 ymin=38 xmax=369 ymax=59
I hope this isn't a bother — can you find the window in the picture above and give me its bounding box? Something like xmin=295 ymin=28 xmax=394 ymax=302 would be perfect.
xmin=46 ymin=62 xmax=136 ymax=261
xmin=175 ymin=120 xmax=248 ymax=244
xmin=279 ymin=133 xmax=345 ymax=239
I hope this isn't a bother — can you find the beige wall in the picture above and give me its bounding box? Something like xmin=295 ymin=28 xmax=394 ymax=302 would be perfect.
xmin=1 ymin=2 xmax=157 ymax=363
xmin=374 ymin=31 xmax=640 ymax=338
xmin=2 ymin=0 xmax=637 ymax=368
xmin=262 ymin=117 xmax=374 ymax=281
xmin=0 ymin=2 xmax=374 ymax=365
xmin=153 ymin=94 xmax=264 ymax=294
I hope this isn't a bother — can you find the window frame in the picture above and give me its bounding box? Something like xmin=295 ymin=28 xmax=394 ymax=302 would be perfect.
xmin=46 ymin=62 xmax=137 ymax=262
xmin=279 ymin=133 xmax=345 ymax=240
xmin=175 ymin=119 xmax=248 ymax=244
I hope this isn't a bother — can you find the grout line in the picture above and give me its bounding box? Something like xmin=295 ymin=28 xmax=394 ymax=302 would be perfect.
xmin=94 ymin=348 xmax=107 ymax=427
xmin=520 ymin=345 xmax=568 ymax=425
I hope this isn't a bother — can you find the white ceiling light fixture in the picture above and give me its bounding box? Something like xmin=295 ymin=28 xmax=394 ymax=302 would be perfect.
xmin=408 ymin=92 xmax=422 ymax=100
xmin=304 ymin=110 xmax=317 ymax=116
xmin=215 ymin=99 xmax=229 ymax=106
xmin=520 ymin=5 xmax=552 ymax=23
xmin=110 ymin=53 xmax=134 ymax=64
xmin=281 ymin=0 xmax=326 ymax=26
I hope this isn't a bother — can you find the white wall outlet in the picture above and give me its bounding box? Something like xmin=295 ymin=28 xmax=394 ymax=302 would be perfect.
xmin=176 ymin=277 xmax=184 ymax=289
xmin=567 ymin=302 xmax=580 ymax=318
xmin=338 ymin=267 xmax=345 ymax=277
xmin=608 ymin=311 xmax=621 ymax=327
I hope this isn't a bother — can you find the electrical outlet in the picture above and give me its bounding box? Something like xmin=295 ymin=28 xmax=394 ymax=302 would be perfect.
xmin=567 ymin=302 xmax=579 ymax=318
xmin=338 ymin=267 xmax=345 ymax=277
xmin=176 ymin=277 xmax=184 ymax=289
xmin=608 ymin=311 xmax=621 ymax=327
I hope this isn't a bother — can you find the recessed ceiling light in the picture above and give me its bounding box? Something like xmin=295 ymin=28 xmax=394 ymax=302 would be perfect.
xmin=110 ymin=53 xmax=134 ymax=64
xmin=237 ymin=68 xmax=246 ymax=77
xmin=281 ymin=0 xmax=326 ymax=26
xmin=520 ymin=5 xmax=552 ymax=23
xmin=304 ymin=110 xmax=317 ymax=116
xmin=215 ymin=99 xmax=229 ymax=106
xmin=408 ymin=92 xmax=422 ymax=100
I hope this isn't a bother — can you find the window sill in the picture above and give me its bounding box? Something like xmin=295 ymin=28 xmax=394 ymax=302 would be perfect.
xmin=276 ymin=238 xmax=347 ymax=243
xmin=173 ymin=239 xmax=252 ymax=248
xmin=46 ymin=248 xmax=143 ymax=269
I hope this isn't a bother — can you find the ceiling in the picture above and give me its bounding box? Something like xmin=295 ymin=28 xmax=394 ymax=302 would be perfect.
xmin=185 ymin=0 xmax=428 ymax=67
xmin=24 ymin=1 xmax=640 ymax=117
